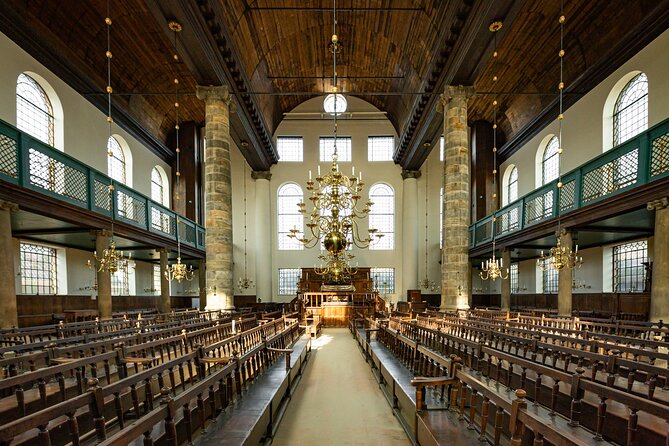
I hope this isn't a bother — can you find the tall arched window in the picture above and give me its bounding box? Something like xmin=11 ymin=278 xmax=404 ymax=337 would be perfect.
xmin=542 ymin=136 xmax=559 ymax=185
xmin=107 ymin=136 xmax=126 ymax=184
xmin=613 ymin=73 xmax=648 ymax=146
xmin=502 ymin=165 xmax=518 ymax=206
xmin=151 ymin=167 xmax=165 ymax=203
xmin=278 ymin=183 xmax=303 ymax=250
xmin=369 ymin=183 xmax=394 ymax=250
xmin=16 ymin=73 xmax=54 ymax=146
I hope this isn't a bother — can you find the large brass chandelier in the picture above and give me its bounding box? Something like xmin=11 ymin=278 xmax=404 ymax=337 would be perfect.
xmin=480 ymin=21 xmax=508 ymax=282
xmin=287 ymin=0 xmax=382 ymax=281
xmin=88 ymin=7 xmax=131 ymax=274
xmin=537 ymin=1 xmax=583 ymax=272
xmin=164 ymin=20 xmax=194 ymax=283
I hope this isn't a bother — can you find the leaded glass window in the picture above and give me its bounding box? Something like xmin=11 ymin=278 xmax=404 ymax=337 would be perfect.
xmin=614 ymin=73 xmax=648 ymax=146
xmin=107 ymin=136 xmax=126 ymax=184
xmin=371 ymin=267 xmax=395 ymax=294
xmin=277 ymin=137 xmax=303 ymax=162
xmin=277 ymin=183 xmax=304 ymax=250
xmin=16 ymin=73 xmax=54 ymax=146
xmin=542 ymin=136 xmax=559 ymax=185
xmin=507 ymin=166 xmax=518 ymax=204
xmin=151 ymin=167 xmax=164 ymax=203
xmin=510 ymin=263 xmax=519 ymax=294
xmin=153 ymin=264 xmax=161 ymax=295
xmin=278 ymin=268 xmax=301 ymax=295
xmin=111 ymin=268 xmax=129 ymax=296
xmin=369 ymin=183 xmax=394 ymax=250
xmin=368 ymin=136 xmax=394 ymax=161
xmin=319 ymin=137 xmax=351 ymax=162
xmin=613 ymin=240 xmax=647 ymax=293
xmin=20 ymin=242 xmax=57 ymax=294
xmin=541 ymin=260 xmax=558 ymax=294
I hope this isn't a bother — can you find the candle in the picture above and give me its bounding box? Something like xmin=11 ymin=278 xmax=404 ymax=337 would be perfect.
xmin=318 ymin=165 xmax=321 ymax=176
xmin=232 ymin=319 xmax=236 ymax=333
xmin=359 ymin=171 xmax=362 ymax=181
xmin=309 ymin=170 xmax=312 ymax=180
xmin=352 ymin=166 xmax=355 ymax=176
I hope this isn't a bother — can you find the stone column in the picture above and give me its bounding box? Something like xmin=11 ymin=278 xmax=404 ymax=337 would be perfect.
xmin=650 ymin=198 xmax=669 ymax=321
xmin=95 ymin=230 xmax=112 ymax=319
xmin=159 ymin=249 xmax=171 ymax=314
xmin=198 ymin=260 xmax=206 ymax=310
xmin=557 ymin=231 xmax=574 ymax=317
xmin=252 ymin=171 xmax=272 ymax=302
xmin=402 ymin=170 xmax=420 ymax=297
xmin=196 ymin=85 xmax=235 ymax=311
xmin=0 ymin=201 xmax=18 ymax=328
xmin=501 ymin=248 xmax=511 ymax=311
xmin=439 ymin=85 xmax=475 ymax=311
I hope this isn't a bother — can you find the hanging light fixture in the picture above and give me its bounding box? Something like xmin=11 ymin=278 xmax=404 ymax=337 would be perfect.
xmin=480 ymin=21 xmax=508 ymax=282
xmin=288 ymin=0 xmax=381 ymax=283
xmin=419 ymin=149 xmax=439 ymax=291
xmin=238 ymin=163 xmax=255 ymax=290
xmin=537 ymin=1 xmax=583 ymax=272
xmin=88 ymin=4 xmax=131 ymax=274
xmin=164 ymin=20 xmax=194 ymax=283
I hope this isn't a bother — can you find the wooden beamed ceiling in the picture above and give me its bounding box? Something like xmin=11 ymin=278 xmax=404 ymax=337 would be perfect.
xmin=1 ymin=1 xmax=668 ymax=171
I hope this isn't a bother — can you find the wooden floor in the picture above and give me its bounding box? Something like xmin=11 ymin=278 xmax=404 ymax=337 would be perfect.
xmin=272 ymin=328 xmax=410 ymax=446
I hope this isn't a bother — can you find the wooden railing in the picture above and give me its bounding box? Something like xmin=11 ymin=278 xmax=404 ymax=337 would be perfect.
xmin=299 ymin=291 xmax=378 ymax=307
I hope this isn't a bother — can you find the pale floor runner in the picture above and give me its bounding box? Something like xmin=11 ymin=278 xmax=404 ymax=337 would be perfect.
xmin=272 ymin=328 xmax=411 ymax=446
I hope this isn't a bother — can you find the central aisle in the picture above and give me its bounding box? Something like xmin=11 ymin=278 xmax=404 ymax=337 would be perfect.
xmin=272 ymin=328 xmax=411 ymax=446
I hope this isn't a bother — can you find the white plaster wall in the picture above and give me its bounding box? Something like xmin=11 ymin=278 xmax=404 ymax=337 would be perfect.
xmin=0 ymin=32 xmax=171 ymax=198
xmin=500 ymin=29 xmax=669 ymax=198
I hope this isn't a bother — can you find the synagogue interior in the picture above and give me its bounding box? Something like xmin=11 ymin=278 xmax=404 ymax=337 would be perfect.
xmin=0 ymin=0 xmax=668 ymax=445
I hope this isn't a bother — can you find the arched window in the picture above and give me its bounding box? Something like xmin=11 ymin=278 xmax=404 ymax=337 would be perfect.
xmin=541 ymin=136 xmax=559 ymax=185
xmin=278 ymin=183 xmax=304 ymax=250
xmin=613 ymin=73 xmax=648 ymax=146
xmin=369 ymin=183 xmax=394 ymax=250
xmin=16 ymin=73 xmax=54 ymax=146
xmin=107 ymin=136 xmax=126 ymax=184
xmin=502 ymin=165 xmax=518 ymax=206
xmin=151 ymin=167 xmax=165 ymax=203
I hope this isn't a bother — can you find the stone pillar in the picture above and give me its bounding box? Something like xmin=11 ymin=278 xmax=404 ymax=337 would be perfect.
xmin=196 ymin=85 xmax=235 ymax=311
xmin=439 ymin=85 xmax=475 ymax=311
xmin=0 ymin=201 xmax=18 ymax=328
xmin=159 ymin=249 xmax=171 ymax=314
xmin=198 ymin=260 xmax=206 ymax=310
xmin=252 ymin=171 xmax=272 ymax=302
xmin=557 ymin=231 xmax=574 ymax=317
xmin=95 ymin=230 xmax=112 ymax=320
xmin=501 ymin=248 xmax=511 ymax=311
xmin=401 ymin=170 xmax=420 ymax=297
xmin=650 ymin=198 xmax=669 ymax=321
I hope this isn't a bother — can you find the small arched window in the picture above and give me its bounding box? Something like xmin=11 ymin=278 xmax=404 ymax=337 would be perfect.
xmin=369 ymin=183 xmax=394 ymax=250
xmin=151 ymin=167 xmax=165 ymax=203
xmin=107 ymin=136 xmax=126 ymax=184
xmin=542 ymin=136 xmax=559 ymax=185
xmin=507 ymin=167 xmax=518 ymax=204
xmin=278 ymin=183 xmax=304 ymax=250
xmin=16 ymin=73 xmax=54 ymax=146
xmin=613 ymin=73 xmax=648 ymax=146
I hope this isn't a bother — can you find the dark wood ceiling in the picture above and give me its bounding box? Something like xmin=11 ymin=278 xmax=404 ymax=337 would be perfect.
xmin=1 ymin=0 xmax=668 ymax=170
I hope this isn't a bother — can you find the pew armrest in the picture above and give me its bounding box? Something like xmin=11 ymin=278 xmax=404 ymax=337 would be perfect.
xmin=267 ymin=348 xmax=292 ymax=353
xmin=201 ymin=356 xmax=231 ymax=364
xmin=410 ymin=376 xmax=458 ymax=388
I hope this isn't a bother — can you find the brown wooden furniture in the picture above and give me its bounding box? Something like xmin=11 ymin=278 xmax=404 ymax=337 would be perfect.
xmin=63 ymin=309 xmax=98 ymax=323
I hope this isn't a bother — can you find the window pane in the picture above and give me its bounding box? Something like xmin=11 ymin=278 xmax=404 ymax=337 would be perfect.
xmin=153 ymin=264 xmax=161 ymax=295
xmin=368 ymin=136 xmax=394 ymax=161
xmin=541 ymin=260 xmax=558 ymax=293
xmin=371 ymin=267 xmax=395 ymax=294
xmin=613 ymin=240 xmax=647 ymax=292
xmin=510 ymin=263 xmax=519 ymax=293
xmin=107 ymin=136 xmax=126 ymax=184
xmin=277 ymin=183 xmax=304 ymax=250
xmin=542 ymin=136 xmax=559 ymax=185
xmin=151 ymin=167 xmax=163 ymax=203
xmin=614 ymin=73 xmax=648 ymax=146
xmin=508 ymin=167 xmax=518 ymax=203
xmin=111 ymin=268 xmax=129 ymax=296
xmin=16 ymin=73 xmax=54 ymax=146
xmin=320 ymin=137 xmax=351 ymax=162
xmin=277 ymin=137 xmax=304 ymax=162
xmin=279 ymin=268 xmax=301 ymax=295
xmin=20 ymin=242 xmax=57 ymax=294
xmin=369 ymin=183 xmax=394 ymax=250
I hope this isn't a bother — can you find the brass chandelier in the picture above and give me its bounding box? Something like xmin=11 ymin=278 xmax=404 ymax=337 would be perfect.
xmin=164 ymin=20 xmax=194 ymax=283
xmin=287 ymin=0 xmax=382 ymax=282
xmin=480 ymin=21 xmax=508 ymax=282
xmin=537 ymin=1 xmax=583 ymax=272
xmin=88 ymin=8 xmax=131 ymax=274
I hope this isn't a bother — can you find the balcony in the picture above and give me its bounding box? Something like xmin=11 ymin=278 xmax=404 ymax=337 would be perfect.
xmin=0 ymin=118 xmax=205 ymax=255
xmin=470 ymin=117 xmax=669 ymax=252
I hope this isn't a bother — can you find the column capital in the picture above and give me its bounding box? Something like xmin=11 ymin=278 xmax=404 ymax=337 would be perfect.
xmin=401 ymin=170 xmax=421 ymax=180
xmin=647 ymin=197 xmax=669 ymax=211
xmin=156 ymin=247 xmax=169 ymax=254
xmin=91 ymin=229 xmax=113 ymax=238
xmin=196 ymin=85 xmax=235 ymax=111
xmin=437 ymin=85 xmax=476 ymax=113
xmin=0 ymin=200 xmax=18 ymax=212
xmin=251 ymin=170 xmax=272 ymax=181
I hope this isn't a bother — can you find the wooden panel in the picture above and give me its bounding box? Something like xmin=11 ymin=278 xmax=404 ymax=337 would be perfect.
xmin=298 ymin=267 xmax=373 ymax=293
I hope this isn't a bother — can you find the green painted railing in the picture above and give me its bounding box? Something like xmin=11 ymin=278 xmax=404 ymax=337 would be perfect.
xmin=470 ymin=117 xmax=669 ymax=248
xmin=0 ymin=118 xmax=206 ymax=251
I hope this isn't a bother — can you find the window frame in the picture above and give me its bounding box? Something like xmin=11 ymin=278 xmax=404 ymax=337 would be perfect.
xmin=278 ymin=268 xmax=302 ymax=295
xmin=107 ymin=136 xmax=127 ymax=184
xmin=276 ymin=136 xmax=304 ymax=162
xmin=613 ymin=73 xmax=648 ymax=147
xmin=20 ymin=242 xmax=57 ymax=295
xmin=371 ymin=267 xmax=395 ymax=294
xmin=367 ymin=136 xmax=394 ymax=162
xmin=319 ymin=136 xmax=352 ymax=162
xmin=368 ymin=183 xmax=395 ymax=250
xmin=612 ymin=240 xmax=648 ymax=293
xmin=542 ymin=136 xmax=560 ymax=186
xmin=16 ymin=73 xmax=54 ymax=146
xmin=111 ymin=268 xmax=129 ymax=296
xmin=277 ymin=183 xmax=304 ymax=250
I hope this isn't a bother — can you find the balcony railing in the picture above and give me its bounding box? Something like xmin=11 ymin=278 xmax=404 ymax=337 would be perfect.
xmin=470 ymin=117 xmax=669 ymax=248
xmin=0 ymin=118 xmax=205 ymax=251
